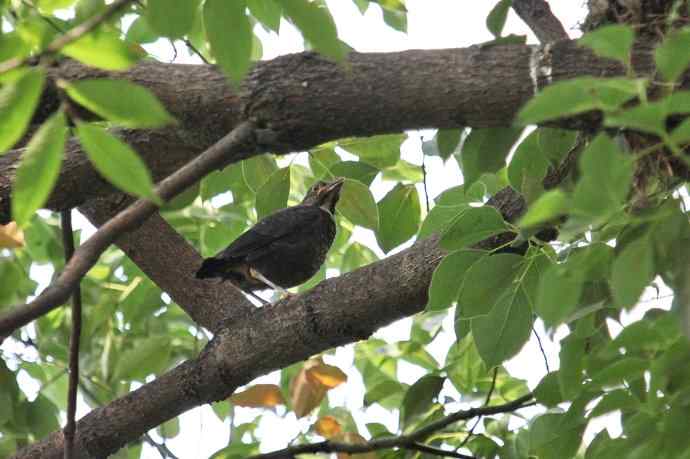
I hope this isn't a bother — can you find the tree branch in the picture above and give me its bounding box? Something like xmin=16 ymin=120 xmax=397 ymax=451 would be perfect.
xmin=60 ymin=209 xmax=81 ymax=459
xmin=0 ymin=0 xmax=135 ymax=74
xmin=0 ymin=121 xmax=259 ymax=339
xmin=247 ymin=394 xmax=533 ymax=459
xmin=512 ymin=0 xmax=569 ymax=43
xmin=1 ymin=40 xmax=651 ymax=223
xmin=78 ymin=197 xmax=253 ymax=331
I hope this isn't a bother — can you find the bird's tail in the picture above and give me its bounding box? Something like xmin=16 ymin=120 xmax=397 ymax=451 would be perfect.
xmin=195 ymin=257 xmax=225 ymax=279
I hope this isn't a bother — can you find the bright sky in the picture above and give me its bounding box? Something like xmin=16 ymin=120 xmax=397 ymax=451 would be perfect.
xmin=9 ymin=2 xmax=674 ymax=459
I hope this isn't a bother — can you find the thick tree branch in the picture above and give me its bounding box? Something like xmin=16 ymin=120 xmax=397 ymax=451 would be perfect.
xmin=0 ymin=122 xmax=259 ymax=338
xmin=78 ymin=197 xmax=253 ymax=331
xmin=246 ymin=394 xmax=534 ymax=459
xmin=512 ymin=0 xmax=570 ymax=43
xmin=1 ymin=40 xmax=655 ymax=223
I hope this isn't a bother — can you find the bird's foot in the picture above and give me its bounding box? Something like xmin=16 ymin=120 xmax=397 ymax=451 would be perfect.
xmin=268 ymin=291 xmax=297 ymax=306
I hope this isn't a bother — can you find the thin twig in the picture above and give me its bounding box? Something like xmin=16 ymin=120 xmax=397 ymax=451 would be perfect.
xmin=457 ymin=367 xmax=498 ymax=450
xmin=246 ymin=394 xmax=534 ymax=459
xmin=183 ymin=39 xmax=210 ymax=64
xmin=61 ymin=209 xmax=82 ymax=459
xmin=21 ymin=0 xmax=65 ymax=33
xmin=0 ymin=121 xmax=258 ymax=338
xmin=143 ymin=433 xmax=180 ymax=459
xmin=422 ymin=153 xmax=430 ymax=214
xmin=409 ymin=442 xmax=475 ymax=458
xmin=532 ymin=326 xmax=550 ymax=373
xmin=0 ymin=0 xmax=135 ymax=74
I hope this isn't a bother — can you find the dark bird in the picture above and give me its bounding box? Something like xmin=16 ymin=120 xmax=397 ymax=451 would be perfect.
xmin=196 ymin=177 xmax=345 ymax=301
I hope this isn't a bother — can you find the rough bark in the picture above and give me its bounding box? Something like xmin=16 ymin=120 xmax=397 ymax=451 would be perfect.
xmin=0 ymin=40 xmax=653 ymax=223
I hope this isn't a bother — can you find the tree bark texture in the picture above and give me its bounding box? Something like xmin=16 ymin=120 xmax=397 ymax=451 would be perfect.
xmin=0 ymin=40 xmax=649 ymax=224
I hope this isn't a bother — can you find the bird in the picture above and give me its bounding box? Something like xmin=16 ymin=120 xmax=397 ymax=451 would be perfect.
xmin=195 ymin=177 xmax=345 ymax=302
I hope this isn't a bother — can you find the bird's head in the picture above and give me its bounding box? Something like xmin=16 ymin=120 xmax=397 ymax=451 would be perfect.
xmin=301 ymin=177 xmax=345 ymax=215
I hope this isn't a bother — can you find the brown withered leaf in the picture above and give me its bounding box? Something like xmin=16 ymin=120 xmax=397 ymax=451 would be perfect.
xmin=290 ymin=358 xmax=327 ymax=418
xmin=0 ymin=222 xmax=24 ymax=249
xmin=307 ymin=362 xmax=348 ymax=389
xmin=230 ymin=384 xmax=285 ymax=408
xmin=334 ymin=432 xmax=376 ymax=459
xmin=314 ymin=415 xmax=342 ymax=439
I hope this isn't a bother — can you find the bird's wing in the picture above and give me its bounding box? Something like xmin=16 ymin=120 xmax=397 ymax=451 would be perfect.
xmin=215 ymin=206 xmax=324 ymax=260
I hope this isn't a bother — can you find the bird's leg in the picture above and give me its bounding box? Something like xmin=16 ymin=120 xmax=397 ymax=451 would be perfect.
xmin=249 ymin=268 xmax=289 ymax=296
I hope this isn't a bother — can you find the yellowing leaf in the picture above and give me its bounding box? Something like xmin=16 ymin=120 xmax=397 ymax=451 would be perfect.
xmin=307 ymin=362 xmax=348 ymax=389
xmin=314 ymin=415 xmax=342 ymax=439
xmin=290 ymin=358 xmax=328 ymax=418
xmin=230 ymin=384 xmax=285 ymax=408
xmin=0 ymin=222 xmax=24 ymax=248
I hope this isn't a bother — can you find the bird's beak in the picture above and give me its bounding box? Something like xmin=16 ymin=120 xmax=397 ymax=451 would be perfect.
xmin=323 ymin=177 xmax=345 ymax=195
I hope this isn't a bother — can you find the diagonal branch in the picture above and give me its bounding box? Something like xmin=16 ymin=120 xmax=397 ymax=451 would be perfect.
xmin=512 ymin=0 xmax=569 ymax=42
xmin=247 ymin=394 xmax=534 ymax=459
xmin=0 ymin=121 xmax=259 ymax=338
xmin=78 ymin=197 xmax=253 ymax=332
xmin=0 ymin=0 xmax=135 ymax=74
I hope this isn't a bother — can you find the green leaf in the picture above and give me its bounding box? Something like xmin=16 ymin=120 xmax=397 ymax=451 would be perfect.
xmin=655 ymin=28 xmax=690 ymax=82
xmin=76 ymin=123 xmax=160 ymax=203
xmin=308 ymin=146 xmax=340 ymax=178
xmin=248 ymin=0 xmax=282 ymax=32
xmin=440 ymin=206 xmax=508 ymax=251
xmin=418 ymin=203 xmax=467 ymax=240
xmin=11 ymin=111 xmax=67 ymax=227
xmin=589 ymin=389 xmax=639 ymax=418
xmin=147 ymin=0 xmax=198 ymax=38
xmin=330 ymin=160 xmax=378 ymax=186
xmin=459 ymin=127 xmax=523 ymax=187
xmin=534 ymin=372 xmax=563 ymax=407
xmin=457 ymin=253 xmax=523 ymax=318
xmin=0 ymin=68 xmax=45 ymax=154
xmin=579 ymin=24 xmax=634 ymax=65
xmin=26 ymin=395 xmax=60 ymax=439
xmin=486 ymin=0 xmax=511 ymax=38
xmin=241 ymin=154 xmax=278 ymax=192
xmin=604 ymin=102 xmax=667 ymax=136
xmin=427 ymin=249 xmax=485 ymax=311
xmin=472 ymin=288 xmax=533 ymax=367
xmin=518 ymin=77 xmax=640 ymax=124
xmin=519 ymin=189 xmax=569 ymax=229
xmin=436 ymin=128 xmax=462 ymax=160
xmin=537 ymin=128 xmax=578 ymax=164
xmin=255 ymin=167 xmax=290 ymax=219
xmin=611 ymin=235 xmax=655 ymax=308
xmin=558 ymin=334 xmax=585 ymax=399
xmin=508 ymin=130 xmax=550 ymax=203
xmin=382 ymin=7 xmax=406 ymax=32
xmin=282 ymin=0 xmax=348 ymax=61
xmin=338 ymin=178 xmax=379 ymax=229
xmin=341 ymin=242 xmax=378 ymax=273
xmin=341 ymin=134 xmax=403 ymax=169
xmin=125 ymin=16 xmax=158 ymax=44
xmin=536 ymin=265 xmax=584 ymax=327
xmin=572 ymin=134 xmax=633 ymax=219
xmin=529 ymin=413 xmax=586 ymax=459
xmin=63 ymin=79 xmax=174 ymax=128
xmin=62 ymin=30 xmax=141 ymax=70
xmin=381 ymin=159 xmax=423 ymax=183
xmin=590 ymin=357 xmax=648 ymax=387
xmin=400 ymin=375 xmax=444 ymax=428
xmin=156 ymin=417 xmax=180 ymax=439
xmin=364 ymin=379 xmax=406 ymax=409
xmin=376 ymin=183 xmax=420 ymax=252
xmin=112 ymin=336 xmax=172 ymax=381
xmin=204 ymin=0 xmax=253 ymax=84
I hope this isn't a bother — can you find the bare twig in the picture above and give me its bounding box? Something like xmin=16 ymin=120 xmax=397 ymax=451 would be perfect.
xmin=143 ymin=433 xmax=180 ymax=459
xmin=0 ymin=121 xmax=258 ymax=338
xmin=532 ymin=326 xmax=550 ymax=373
xmin=61 ymin=209 xmax=82 ymax=459
xmin=246 ymin=394 xmax=534 ymax=459
xmin=512 ymin=0 xmax=569 ymax=42
xmin=422 ymin=153 xmax=430 ymax=214
xmin=409 ymin=442 xmax=475 ymax=458
xmin=0 ymin=0 xmax=135 ymax=74
xmin=457 ymin=367 xmax=499 ymax=450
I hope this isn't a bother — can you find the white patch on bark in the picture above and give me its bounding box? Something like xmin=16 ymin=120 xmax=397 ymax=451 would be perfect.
xmin=529 ymin=43 xmax=554 ymax=95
